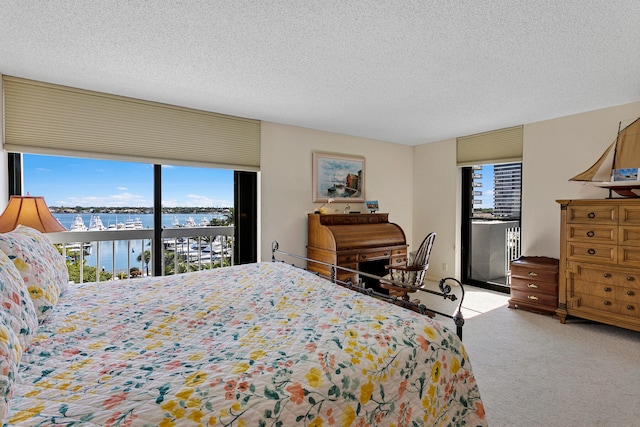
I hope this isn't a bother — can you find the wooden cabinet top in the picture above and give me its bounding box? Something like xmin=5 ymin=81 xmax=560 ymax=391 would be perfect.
xmin=511 ymin=256 xmax=559 ymax=271
xmin=309 ymin=213 xmax=389 ymax=225
xmin=307 ymin=213 xmax=406 ymax=251
xmin=557 ymin=198 xmax=640 ymax=206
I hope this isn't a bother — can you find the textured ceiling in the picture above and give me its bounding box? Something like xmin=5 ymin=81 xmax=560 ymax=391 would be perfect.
xmin=1 ymin=0 xmax=639 ymax=145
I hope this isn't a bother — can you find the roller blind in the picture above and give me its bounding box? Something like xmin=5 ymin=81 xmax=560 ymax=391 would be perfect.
xmin=456 ymin=125 xmax=523 ymax=166
xmin=2 ymin=76 xmax=261 ymax=170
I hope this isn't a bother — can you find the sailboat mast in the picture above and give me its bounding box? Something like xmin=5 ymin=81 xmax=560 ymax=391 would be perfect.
xmin=607 ymin=121 xmax=624 ymax=198
xmin=611 ymin=121 xmax=622 ymax=170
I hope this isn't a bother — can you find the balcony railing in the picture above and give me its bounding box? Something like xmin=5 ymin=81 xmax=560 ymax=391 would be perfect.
xmin=47 ymin=226 xmax=234 ymax=283
xmin=505 ymin=226 xmax=522 ymax=282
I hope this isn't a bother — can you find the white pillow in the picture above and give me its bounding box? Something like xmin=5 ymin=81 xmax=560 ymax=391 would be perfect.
xmin=0 ymin=226 xmax=69 ymax=322
xmin=0 ymin=249 xmax=38 ymax=350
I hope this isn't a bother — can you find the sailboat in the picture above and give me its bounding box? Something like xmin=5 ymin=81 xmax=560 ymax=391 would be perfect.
xmin=570 ymin=117 xmax=640 ymax=197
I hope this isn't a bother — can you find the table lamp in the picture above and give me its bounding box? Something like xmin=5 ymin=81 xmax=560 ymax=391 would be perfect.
xmin=0 ymin=195 xmax=67 ymax=233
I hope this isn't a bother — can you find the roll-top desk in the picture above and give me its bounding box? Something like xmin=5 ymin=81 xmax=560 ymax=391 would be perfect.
xmin=557 ymin=199 xmax=640 ymax=332
xmin=307 ymin=213 xmax=407 ymax=291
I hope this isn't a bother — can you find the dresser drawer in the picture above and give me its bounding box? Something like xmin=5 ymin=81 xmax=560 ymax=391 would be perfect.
xmin=510 ymin=256 xmax=559 ymax=279
xmin=510 ymin=289 xmax=558 ymax=308
xmin=619 ymin=206 xmax=640 ymax=226
xmin=511 ymin=265 xmax=558 ymax=284
xmin=567 ymin=242 xmax=617 ymax=264
xmin=572 ymin=263 xmax=640 ymax=285
xmin=511 ymin=277 xmax=557 ymax=295
xmin=573 ymin=279 xmax=640 ymax=304
xmin=338 ymin=253 xmax=358 ymax=264
xmin=619 ymin=226 xmax=640 ymax=246
xmin=566 ymin=205 xmax=617 ymax=224
xmin=338 ymin=271 xmax=358 ymax=284
xmin=359 ymin=249 xmax=393 ymax=261
xmin=389 ymin=255 xmax=407 ymax=265
xmin=567 ymin=224 xmax=616 ymax=244
xmin=618 ymin=245 xmax=640 ymax=267
xmin=572 ymin=292 xmax=639 ymax=317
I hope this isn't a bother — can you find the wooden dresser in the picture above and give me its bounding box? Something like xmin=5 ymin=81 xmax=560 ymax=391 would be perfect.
xmin=307 ymin=213 xmax=407 ymax=290
xmin=508 ymin=256 xmax=559 ymax=314
xmin=557 ymin=199 xmax=640 ymax=332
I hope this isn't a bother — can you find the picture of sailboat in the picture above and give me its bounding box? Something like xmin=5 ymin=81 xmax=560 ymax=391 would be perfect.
xmin=570 ymin=117 xmax=640 ymax=197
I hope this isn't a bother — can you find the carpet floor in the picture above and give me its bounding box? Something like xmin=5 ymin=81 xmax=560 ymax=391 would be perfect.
xmin=416 ymin=284 xmax=640 ymax=427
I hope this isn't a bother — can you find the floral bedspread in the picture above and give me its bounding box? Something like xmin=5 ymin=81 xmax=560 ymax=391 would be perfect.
xmin=9 ymin=262 xmax=486 ymax=426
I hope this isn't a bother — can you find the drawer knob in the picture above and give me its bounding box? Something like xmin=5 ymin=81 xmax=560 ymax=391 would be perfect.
xmin=527 ymin=283 xmax=538 ymax=289
xmin=626 ymin=276 xmax=635 ymax=282
xmin=384 ymin=252 xmax=389 ymax=256
xmin=588 ymin=212 xmax=596 ymax=218
xmin=603 ymin=287 xmax=612 ymax=292
xmin=627 ymin=290 xmax=635 ymax=296
xmin=627 ymin=305 xmax=635 ymax=311
xmin=603 ymin=301 xmax=611 ymax=306
xmin=586 ymin=231 xmax=595 ymax=237
xmin=603 ymin=273 xmax=611 ymax=278
xmin=527 ymin=272 xmax=538 ymax=277
xmin=362 ymin=255 xmax=367 ymax=259
xmin=527 ymin=295 xmax=539 ymax=301
xmin=346 ymin=256 xmax=351 ymax=261
xmin=588 ymin=248 xmax=596 ymax=255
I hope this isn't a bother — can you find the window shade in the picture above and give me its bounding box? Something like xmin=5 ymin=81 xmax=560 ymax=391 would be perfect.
xmin=2 ymin=76 xmax=261 ymax=170
xmin=456 ymin=125 xmax=523 ymax=166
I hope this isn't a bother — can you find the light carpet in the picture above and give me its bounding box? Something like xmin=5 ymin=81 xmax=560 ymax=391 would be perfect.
xmin=416 ymin=284 xmax=640 ymax=427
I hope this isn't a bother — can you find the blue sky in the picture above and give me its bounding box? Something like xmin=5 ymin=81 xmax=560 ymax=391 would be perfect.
xmin=478 ymin=165 xmax=494 ymax=208
xmin=23 ymin=154 xmax=235 ymax=208
xmin=23 ymin=154 xmax=493 ymax=209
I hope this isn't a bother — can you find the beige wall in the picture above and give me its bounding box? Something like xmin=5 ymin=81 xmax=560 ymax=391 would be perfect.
xmin=412 ymin=139 xmax=460 ymax=280
xmin=411 ymin=101 xmax=640 ymax=281
xmin=521 ymin=102 xmax=640 ymax=258
xmin=260 ymin=121 xmax=414 ymax=264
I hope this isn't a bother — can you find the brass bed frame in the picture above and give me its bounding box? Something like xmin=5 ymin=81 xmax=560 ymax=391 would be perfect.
xmin=271 ymin=241 xmax=467 ymax=340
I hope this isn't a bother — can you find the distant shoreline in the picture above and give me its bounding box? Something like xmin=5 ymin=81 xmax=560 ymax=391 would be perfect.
xmin=49 ymin=206 xmax=232 ymax=215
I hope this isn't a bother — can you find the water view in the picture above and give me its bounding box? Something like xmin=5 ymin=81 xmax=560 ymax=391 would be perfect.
xmin=54 ymin=213 xmax=222 ymax=230
xmin=53 ymin=213 xmax=229 ymax=275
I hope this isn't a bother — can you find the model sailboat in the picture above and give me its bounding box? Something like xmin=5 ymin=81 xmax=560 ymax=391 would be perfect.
xmin=570 ymin=117 xmax=640 ymax=197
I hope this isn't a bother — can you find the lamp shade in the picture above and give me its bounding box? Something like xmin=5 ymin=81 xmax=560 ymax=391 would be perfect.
xmin=0 ymin=196 xmax=67 ymax=233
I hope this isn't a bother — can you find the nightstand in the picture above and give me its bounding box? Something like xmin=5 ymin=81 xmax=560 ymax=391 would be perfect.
xmin=508 ymin=256 xmax=559 ymax=315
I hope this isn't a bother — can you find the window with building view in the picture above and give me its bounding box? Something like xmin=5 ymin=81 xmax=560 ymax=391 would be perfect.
xmin=472 ymin=163 xmax=522 ymax=219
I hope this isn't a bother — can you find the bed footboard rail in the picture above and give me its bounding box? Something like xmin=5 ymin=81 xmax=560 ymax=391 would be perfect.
xmin=271 ymin=241 xmax=466 ymax=340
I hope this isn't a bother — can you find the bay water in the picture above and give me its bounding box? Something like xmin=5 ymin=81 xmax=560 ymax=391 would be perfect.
xmin=54 ymin=213 xmax=223 ymax=274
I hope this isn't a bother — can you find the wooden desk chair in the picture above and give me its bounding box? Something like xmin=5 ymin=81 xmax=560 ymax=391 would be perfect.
xmin=380 ymin=232 xmax=436 ymax=301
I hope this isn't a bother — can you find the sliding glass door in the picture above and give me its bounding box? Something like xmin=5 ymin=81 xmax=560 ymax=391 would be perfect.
xmin=461 ymin=163 xmax=522 ymax=293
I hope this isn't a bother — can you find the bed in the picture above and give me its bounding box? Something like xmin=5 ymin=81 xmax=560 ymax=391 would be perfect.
xmin=0 ymin=226 xmax=486 ymax=426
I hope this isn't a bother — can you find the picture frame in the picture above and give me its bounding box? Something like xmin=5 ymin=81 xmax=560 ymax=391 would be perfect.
xmin=365 ymin=200 xmax=379 ymax=213
xmin=612 ymin=168 xmax=639 ymax=182
xmin=313 ymin=152 xmax=365 ymax=203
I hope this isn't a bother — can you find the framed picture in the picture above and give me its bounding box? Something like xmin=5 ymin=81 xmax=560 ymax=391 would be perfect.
xmin=365 ymin=200 xmax=379 ymax=213
xmin=612 ymin=168 xmax=639 ymax=182
xmin=313 ymin=152 xmax=365 ymax=202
